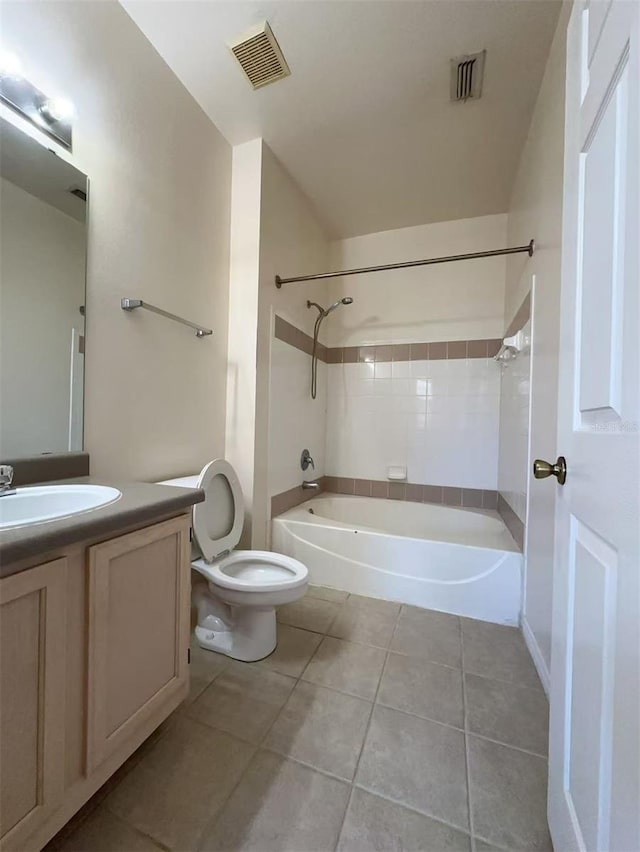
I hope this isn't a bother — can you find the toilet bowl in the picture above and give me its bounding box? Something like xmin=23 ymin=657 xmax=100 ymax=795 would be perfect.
xmin=159 ymin=459 xmax=308 ymax=661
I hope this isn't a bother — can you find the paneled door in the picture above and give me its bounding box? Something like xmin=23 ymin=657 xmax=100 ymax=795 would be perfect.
xmin=0 ymin=559 xmax=67 ymax=850
xmin=549 ymin=2 xmax=639 ymax=851
xmin=86 ymin=516 xmax=191 ymax=773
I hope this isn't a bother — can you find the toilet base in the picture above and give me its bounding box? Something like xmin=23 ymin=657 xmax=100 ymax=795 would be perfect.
xmin=193 ymin=593 xmax=277 ymax=662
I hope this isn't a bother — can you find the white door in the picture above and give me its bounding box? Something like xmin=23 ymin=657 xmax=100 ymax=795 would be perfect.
xmin=548 ymin=2 xmax=639 ymax=851
xmin=68 ymin=324 xmax=85 ymax=451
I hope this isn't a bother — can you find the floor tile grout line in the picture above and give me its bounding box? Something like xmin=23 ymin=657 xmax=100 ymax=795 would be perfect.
xmin=259 ymin=743 xmax=359 ymax=786
xmin=298 ymin=634 xmax=388 ymax=701
xmin=59 ymin=594 xmax=546 ymax=851
xmin=300 ymin=670 xmax=382 ymax=704
xmin=278 ymin=611 xmax=423 ymax=655
xmin=277 ymin=615 xmax=545 ymax=693
xmin=462 ymin=665 xmax=547 ymax=694
xmin=108 ymin=811 xmax=171 ymax=852
xmin=459 ymin=619 xmax=546 ymax=693
xmin=193 ymin=638 xmax=308 ymax=852
xmin=333 ymin=606 xmax=403 ymax=851
xmin=203 ymin=609 xmax=379 ymax=851
xmin=465 ymin=731 xmax=549 ymax=761
xmin=461 ymin=616 xmax=477 ymax=852
xmin=471 ymin=828 xmax=523 ymax=852
xmin=352 ymin=781 xmax=473 ymax=841
xmin=284 ymin=589 xmax=351 ymax=637
xmin=58 ymin=803 xmax=170 ymax=852
xmin=370 ymin=696 xmax=549 ymax=759
xmin=297 ymin=630 xmax=329 ymax=683
xmin=186 ymin=656 xmax=232 ymax=705
xmin=186 ymin=672 xmax=550 ymax=763
xmin=97 ymin=716 xmax=188 ymax=844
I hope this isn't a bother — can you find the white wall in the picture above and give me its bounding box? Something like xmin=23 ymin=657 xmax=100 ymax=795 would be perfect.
xmin=2 ymin=1 xmax=231 ymax=480
xmin=327 ymin=214 xmax=508 ymax=346
xmin=225 ymin=140 xmax=330 ymax=546
xmin=500 ymin=4 xmax=570 ymax=679
xmin=326 ymin=357 xmax=500 ymax=488
xmin=225 ymin=140 xmax=263 ymax=546
xmin=258 ymin=146 xmax=330 ymax=541
xmin=497 ymin=318 xmax=532 ymax=521
xmin=0 ymin=178 xmax=86 ymax=456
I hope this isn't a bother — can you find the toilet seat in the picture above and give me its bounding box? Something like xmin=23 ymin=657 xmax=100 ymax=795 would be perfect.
xmin=192 ymin=458 xmax=244 ymax=562
xmin=193 ymin=551 xmax=307 ymax=593
xmin=190 ymin=459 xmax=307 ymax=594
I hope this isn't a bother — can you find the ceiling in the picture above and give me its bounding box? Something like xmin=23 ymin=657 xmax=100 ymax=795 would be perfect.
xmin=121 ymin=0 xmax=561 ymax=239
xmin=1 ymin=117 xmax=87 ymax=222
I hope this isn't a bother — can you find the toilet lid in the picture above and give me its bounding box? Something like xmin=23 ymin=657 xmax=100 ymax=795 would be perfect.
xmin=192 ymin=459 xmax=244 ymax=562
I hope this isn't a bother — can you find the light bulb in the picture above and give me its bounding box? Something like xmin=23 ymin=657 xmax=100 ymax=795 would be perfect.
xmin=0 ymin=50 xmax=22 ymax=79
xmin=40 ymin=96 xmax=75 ymax=123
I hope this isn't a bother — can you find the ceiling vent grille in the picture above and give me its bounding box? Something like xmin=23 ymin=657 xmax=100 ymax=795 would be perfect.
xmin=228 ymin=21 xmax=290 ymax=90
xmin=450 ymin=50 xmax=486 ymax=102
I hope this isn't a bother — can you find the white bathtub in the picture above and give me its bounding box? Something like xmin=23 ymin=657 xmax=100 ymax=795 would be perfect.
xmin=272 ymin=495 xmax=522 ymax=625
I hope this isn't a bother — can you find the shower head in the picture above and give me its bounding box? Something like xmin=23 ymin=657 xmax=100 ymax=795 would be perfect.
xmin=323 ymin=297 xmax=354 ymax=316
xmin=307 ymin=297 xmax=354 ymax=318
xmin=306 ymin=296 xmax=353 ymax=400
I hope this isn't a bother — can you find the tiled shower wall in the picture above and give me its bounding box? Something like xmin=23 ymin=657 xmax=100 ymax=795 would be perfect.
xmin=326 ymin=347 xmax=502 ymax=492
xmin=269 ymin=215 xmax=511 ymax=517
xmin=269 ymin=334 xmax=327 ymax=499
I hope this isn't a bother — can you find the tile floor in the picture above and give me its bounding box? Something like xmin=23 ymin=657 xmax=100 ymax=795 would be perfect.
xmin=48 ymin=588 xmax=551 ymax=852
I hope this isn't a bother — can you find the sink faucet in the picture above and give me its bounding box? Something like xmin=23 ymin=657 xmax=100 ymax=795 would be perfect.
xmin=0 ymin=465 xmax=15 ymax=496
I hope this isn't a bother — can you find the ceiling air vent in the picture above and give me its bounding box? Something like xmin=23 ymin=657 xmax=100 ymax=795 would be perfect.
xmin=228 ymin=21 xmax=290 ymax=90
xmin=450 ymin=50 xmax=486 ymax=102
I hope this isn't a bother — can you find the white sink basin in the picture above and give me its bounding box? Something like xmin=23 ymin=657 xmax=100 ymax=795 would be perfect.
xmin=0 ymin=484 xmax=122 ymax=530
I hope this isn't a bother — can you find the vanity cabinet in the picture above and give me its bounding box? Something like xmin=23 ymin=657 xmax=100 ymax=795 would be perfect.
xmin=0 ymin=514 xmax=191 ymax=852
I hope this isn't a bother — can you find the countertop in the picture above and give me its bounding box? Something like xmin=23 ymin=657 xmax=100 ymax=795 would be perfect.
xmin=0 ymin=476 xmax=204 ymax=574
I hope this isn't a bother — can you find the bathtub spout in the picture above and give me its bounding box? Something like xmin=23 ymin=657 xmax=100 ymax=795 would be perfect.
xmin=302 ymin=480 xmax=320 ymax=490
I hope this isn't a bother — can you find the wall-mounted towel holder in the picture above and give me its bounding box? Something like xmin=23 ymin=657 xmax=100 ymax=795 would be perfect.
xmin=121 ymin=298 xmax=213 ymax=338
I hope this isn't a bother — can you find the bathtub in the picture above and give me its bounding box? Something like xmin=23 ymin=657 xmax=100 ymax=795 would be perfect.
xmin=272 ymin=495 xmax=522 ymax=625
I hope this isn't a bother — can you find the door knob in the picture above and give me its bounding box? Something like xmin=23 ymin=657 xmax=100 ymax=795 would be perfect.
xmin=533 ymin=456 xmax=567 ymax=485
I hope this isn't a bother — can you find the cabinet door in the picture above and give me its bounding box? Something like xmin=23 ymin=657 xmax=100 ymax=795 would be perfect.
xmin=0 ymin=559 xmax=67 ymax=850
xmin=86 ymin=516 xmax=190 ymax=772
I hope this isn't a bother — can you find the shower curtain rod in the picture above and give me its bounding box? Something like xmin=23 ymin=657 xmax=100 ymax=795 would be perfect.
xmin=274 ymin=239 xmax=535 ymax=287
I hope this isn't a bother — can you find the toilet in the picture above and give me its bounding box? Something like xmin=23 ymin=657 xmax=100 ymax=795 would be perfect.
xmin=160 ymin=459 xmax=308 ymax=661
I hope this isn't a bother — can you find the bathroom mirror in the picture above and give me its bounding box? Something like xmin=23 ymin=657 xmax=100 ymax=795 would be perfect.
xmin=0 ymin=117 xmax=88 ymax=458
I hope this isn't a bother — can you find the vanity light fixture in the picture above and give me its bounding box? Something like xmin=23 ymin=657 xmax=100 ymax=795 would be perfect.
xmin=0 ymin=48 xmax=74 ymax=150
xmin=0 ymin=50 xmax=22 ymax=80
xmin=39 ymin=96 xmax=75 ymax=124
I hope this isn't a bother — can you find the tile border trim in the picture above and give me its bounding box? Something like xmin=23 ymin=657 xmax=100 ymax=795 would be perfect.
xmin=505 ymin=290 xmax=531 ymax=338
xmin=270 ymin=477 xmax=327 ymax=517
xmin=324 ymin=478 xmax=498 ymax=510
xmin=274 ymin=316 xmax=502 ymax=364
xmin=271 ymin=477 xmax=498 ymax=518
xmin=274 ymin=316 xmax=327 ymax=362
xmin=497 ymin=494 xmax=525 ymax=551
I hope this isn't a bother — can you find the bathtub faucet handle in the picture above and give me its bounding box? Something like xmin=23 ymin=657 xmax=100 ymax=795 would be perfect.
xmin=301 ymin=449 xmax=315 ymax=471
